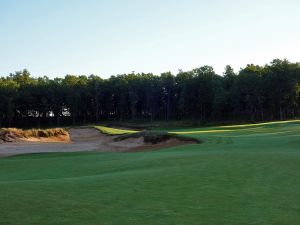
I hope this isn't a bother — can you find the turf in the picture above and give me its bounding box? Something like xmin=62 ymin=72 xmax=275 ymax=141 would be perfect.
xmin=95 ymin=125 xmax=138 ymax=135
xmin=1 ymin=120 xmax=300 ymax=225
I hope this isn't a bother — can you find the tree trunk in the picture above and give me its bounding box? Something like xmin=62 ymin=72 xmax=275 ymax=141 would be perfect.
xmin=279 ymin=104 xmax=283 ymax=120
xmin=166 ymin=93 xmax=170 ymax=121
xmin=260 ymin=106 xmax=264 ymax=121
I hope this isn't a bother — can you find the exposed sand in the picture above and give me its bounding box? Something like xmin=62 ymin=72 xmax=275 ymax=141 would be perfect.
xmin=0 ymin=128 xmax=195 ymax=157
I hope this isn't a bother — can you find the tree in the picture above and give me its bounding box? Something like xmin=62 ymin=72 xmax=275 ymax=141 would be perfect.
xmin=1 ymin=59 xmax=300 ymax=127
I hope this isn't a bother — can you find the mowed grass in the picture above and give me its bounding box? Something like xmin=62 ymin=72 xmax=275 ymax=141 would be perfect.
xmin=95 ymin=125 xmax=138 ymax=135
xmin=1 ymin=121 xmax=300 ymax=225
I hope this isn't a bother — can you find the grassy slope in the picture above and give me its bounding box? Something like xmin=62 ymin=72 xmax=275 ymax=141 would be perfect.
xmin=1 ymin=121 xmax=300 ymax=225
xmin=95 ymin=125 xmax=138 ymax=135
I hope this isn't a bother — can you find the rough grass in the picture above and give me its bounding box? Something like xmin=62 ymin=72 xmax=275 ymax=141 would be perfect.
xmin=1 ymin=120 xmax=300 ymax=225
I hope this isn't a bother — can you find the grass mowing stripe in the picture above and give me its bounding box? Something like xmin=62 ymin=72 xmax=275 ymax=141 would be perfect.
xmin=1 ymin=120 xmax=300 ymax=225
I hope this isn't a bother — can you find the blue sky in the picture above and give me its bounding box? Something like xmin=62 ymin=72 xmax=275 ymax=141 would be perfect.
xmin=0 ymin=0 xmax=299 ymax=78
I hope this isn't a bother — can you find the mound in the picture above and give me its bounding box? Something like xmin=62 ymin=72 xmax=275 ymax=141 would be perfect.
xmin=114 ymin=131 xmax=200 ymax=144
xmin=110 ymin=131 xmax=201 ymax=152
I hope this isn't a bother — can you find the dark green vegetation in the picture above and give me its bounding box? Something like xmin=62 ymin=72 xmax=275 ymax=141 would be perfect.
xmin=1 ymin=59 xmax=300 ymax=127
xmin=113 ymin=130 xmax=201 ymax=144
xmin=1 ymin=120 xmax=300 ymax=225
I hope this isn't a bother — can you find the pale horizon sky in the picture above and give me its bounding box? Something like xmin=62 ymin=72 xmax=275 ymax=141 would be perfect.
xmin=0 ymin=0 xmax=299 ymax=78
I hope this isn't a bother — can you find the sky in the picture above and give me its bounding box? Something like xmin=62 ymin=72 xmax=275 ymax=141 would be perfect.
xmin=0 ymin=0 xmax=299 ymax=78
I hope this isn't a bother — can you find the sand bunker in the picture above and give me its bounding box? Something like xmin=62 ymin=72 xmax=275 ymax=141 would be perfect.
xmin=0 ymin=128 xmax=198 ymax=157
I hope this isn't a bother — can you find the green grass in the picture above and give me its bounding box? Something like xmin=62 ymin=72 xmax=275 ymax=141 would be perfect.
xmin=1 ymin=120 xmax=300 ymax=225
xmin=95 ymin=125 xmax=138 ymax=135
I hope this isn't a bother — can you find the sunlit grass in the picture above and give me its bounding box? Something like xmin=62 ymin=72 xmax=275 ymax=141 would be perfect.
xmin=95 ymin=120 xmax=300 ymax=135
xmin=167 ymin=119 xmax=300 ymax=134
xmin=94 ymin=126 xmax=138 ymax=135
xmin=1 ymin=119 xmax=300 ymax=225
xmin=169 ymin=129 xmax=233 ymax=134
xmin=218 ymin=119 xmax=300 ymax=128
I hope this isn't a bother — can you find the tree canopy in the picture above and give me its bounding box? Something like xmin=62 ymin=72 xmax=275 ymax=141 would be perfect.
xmin=1 ymin=59 xmax=300 ymax=127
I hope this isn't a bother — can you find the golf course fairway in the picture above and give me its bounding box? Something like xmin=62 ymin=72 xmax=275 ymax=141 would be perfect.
xmin=1 ymin=120 xmax=300 ymax=225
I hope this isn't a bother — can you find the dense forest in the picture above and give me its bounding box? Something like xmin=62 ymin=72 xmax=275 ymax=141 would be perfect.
xmin=0 ymin=59 xmax=300 ymax=127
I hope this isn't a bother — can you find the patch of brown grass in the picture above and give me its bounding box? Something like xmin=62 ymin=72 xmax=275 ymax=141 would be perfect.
xmin=22 ymin=128 xmax=68 ymax=138
xmin=0 ymin=128 xmax=69 ymax=143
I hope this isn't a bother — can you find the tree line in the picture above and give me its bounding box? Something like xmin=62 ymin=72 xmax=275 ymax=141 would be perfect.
xmin=0 ymin=59 xmax=300 ymax=127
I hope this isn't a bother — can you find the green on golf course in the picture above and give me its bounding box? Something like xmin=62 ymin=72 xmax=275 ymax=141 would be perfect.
xmin=1 ymin=120 xmax=300 ymax=225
